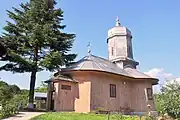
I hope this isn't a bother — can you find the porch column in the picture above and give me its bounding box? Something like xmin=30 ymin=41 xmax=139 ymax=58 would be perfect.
xmin=46 ymin=82 xmax=53 ymax=111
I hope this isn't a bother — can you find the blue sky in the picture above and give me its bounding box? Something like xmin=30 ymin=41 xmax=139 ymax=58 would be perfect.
xmin=0 ymin=0 xmax=180 ymax=89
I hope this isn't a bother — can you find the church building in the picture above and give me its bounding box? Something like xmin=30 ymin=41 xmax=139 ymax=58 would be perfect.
xmin=46 ymin=18 xmax=158 ymax=113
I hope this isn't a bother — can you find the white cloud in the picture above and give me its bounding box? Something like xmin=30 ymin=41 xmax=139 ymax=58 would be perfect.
xmin=166 ymin=77 xmax=180 ymax=85
xmin=176 ymin=78 xmax=180 ymax=82
xmin=144 ymin=68 xmax=179 ymax=93
xmin=144 ymin=68 xmax=174 ymax=81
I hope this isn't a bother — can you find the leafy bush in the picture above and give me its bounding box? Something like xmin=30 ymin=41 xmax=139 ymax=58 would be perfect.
xmin=154 ymin=94 xmax=164 ymax=114
xmin=11 ymin=90 xmax=29 ymax=108
xmin=154 ymin=81 xmax=180 ymax=119
xmin=161 ymin=82 xmax=180 ymax=119
xmin=0 ymin=101 xmax=18 ymax=119
xmin=0 ymin=81 xmax=28 ymax=119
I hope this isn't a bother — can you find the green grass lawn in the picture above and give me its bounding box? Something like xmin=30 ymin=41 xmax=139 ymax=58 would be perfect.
xmin=30 ymin=112 xmax=139 ymax=120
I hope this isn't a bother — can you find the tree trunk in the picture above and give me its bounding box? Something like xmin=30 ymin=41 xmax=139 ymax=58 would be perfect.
xmin=28 ymin=70 xmax=37 ymax=107
xmin=46 ymin=0 xmax=53 ymax=9
xmin=28 ymin=43 xmax=38 ymax=108
xmin=0 ymin=42 xmax=6 ymax=57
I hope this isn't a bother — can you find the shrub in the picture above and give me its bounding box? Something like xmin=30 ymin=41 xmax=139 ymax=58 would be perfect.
xmin=155 ymin=82 xmax=180 ymax=119
xmin=0 ymin=81 xmax=28 ymax=119
xmin=0 ymin=101 xmax=18 ymax=119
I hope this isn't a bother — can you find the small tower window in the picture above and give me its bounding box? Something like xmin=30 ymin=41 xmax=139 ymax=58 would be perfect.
xmin=112 ymin=47 xmax=114 ymax=56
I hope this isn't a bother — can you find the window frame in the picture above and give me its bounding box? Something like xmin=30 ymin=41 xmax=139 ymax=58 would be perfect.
xmin=61 ymin=84 xmax=71 ymax=90
xmin=146 ymin=88 xmax=153 ymax=100
xmin=110 ymin=84 xmax=116 ymax=98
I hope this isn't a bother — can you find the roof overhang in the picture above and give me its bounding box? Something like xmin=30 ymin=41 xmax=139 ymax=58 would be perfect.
xmin=61 ymin=69 xmax=159 ymax=85
xmin=44 ymin=74 xmax=78 ymax=83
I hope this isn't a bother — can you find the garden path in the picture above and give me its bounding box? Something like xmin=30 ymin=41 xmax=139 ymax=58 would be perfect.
xmin=2 ymin=112 xmax=45 ymax=120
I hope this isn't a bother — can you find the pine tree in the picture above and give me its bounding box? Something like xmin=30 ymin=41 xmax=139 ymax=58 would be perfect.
xmin=0 ymin=0 xmax=76 ymax=108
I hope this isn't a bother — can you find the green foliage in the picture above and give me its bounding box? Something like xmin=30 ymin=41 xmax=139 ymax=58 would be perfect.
xmin=0 ymin=101 xmax=18 ymax=119
xmin=11 ymin=90 xmax=29 ymax=108
xmin=0 ymin=81 xmax=14 ymax=102
xmin=35 ymin=82 xmax=48 ymax=93
xmin=0 ymin=0 xmax=76 ymax=104
xmin=0 ymin=81 xmax=22 ymax=103
xmin=0 ymin=81 xmax=28 ymax=119
xmin=30 ymin=112 xmax=139 ymax=120
xmin=154 ymin=81 xmax=180 ymax=119
xmin=0 ymin=0 xmax=76 ymax=72
xmin=111 ymin=114 xmax=138 ymax=120
xmin=162 ymin=82 xmax=180 ymax=119
xmin=144 ymin=116 xmax=156 ymax=120
xmin=10 ymin=84 xmax=21 ymax=94
xmin=154 ymin=93 xmax=164 ymax=114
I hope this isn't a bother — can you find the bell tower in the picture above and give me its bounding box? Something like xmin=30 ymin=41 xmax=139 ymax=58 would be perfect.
xmin=107 ymin=17 xmax=139 ymax=69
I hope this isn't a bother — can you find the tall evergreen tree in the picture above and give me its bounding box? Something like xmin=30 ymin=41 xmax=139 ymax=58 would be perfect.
xmin=0 ymin=0 xmax=76 ymax=108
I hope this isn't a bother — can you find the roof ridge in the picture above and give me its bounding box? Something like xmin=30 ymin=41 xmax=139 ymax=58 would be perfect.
xmin=90 ymin=54 xmax=110 ymax=62
xmin=61 ymin=54 xmax=158 ymax=81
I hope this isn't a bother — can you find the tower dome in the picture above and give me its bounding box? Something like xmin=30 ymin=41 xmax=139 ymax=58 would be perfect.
xmin=107 ymin=17 xmax=139 ymax=69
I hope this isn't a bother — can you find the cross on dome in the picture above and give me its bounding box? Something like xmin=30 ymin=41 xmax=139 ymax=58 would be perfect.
xmin=87 ymin=42 xmax=91 ymax=55
xmin=116 ymin=16 xmax=120 ymax=26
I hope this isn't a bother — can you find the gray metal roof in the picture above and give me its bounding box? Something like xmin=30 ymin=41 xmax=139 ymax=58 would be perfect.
xmin=45 ymin=74 xmax=78 ymax=83
xmin=63 ymin=55 xmax=129 ymax=77
xmin=34 ymin=92 xmax=47 ymax=98
xmin=62 ymin=55 xmax=156 ymax=79
xmin=124 ymin=67 xmax=152 ymax=79
xmin=53 ymin=74 xmax=78 ymax=83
